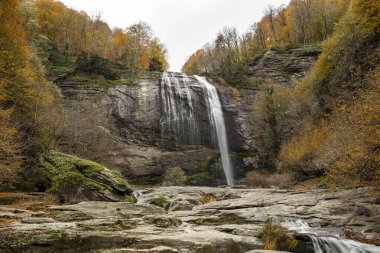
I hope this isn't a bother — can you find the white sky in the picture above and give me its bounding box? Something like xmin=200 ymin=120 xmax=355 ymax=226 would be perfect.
xmin=59 ymin=0 xmax=290 ymax=71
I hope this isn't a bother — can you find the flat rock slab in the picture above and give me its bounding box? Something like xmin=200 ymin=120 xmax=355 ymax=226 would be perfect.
xmin=0 ymin=186 xmax=378 ymax=253
xmin=21 ymin=218 xmax=56 ymax=224
xmin=246 ymin=251 xmax=291 ymax=253
xmin=0 ymin=213 xmax=17 ymax=218
xmin=101 ymin=246 xmax=179 ymax=253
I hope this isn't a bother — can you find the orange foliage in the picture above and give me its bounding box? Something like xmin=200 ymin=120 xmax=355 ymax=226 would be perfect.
xmin=183 ymin=0 xmax=350 ymax=75
xmin=33 ymin=1 xmax=168 ymax=71
xmin=182 ymin=49 xmax=205 ymax=75
xmin=0 ymin=0 xmax=31 ymax=190
xmin=327 ymin=68 xmax=380 ymax=189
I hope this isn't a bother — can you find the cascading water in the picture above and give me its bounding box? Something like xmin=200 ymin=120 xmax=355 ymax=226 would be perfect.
xmin=160 ymin=72 xmax=235 ymax=186
xmin=194 ymin=75 xmax=234 ymax=186
xmin=282 ymin=220 xmax=380 ymax=253
xmin=160 ymin=72 xmax=199 ymax=144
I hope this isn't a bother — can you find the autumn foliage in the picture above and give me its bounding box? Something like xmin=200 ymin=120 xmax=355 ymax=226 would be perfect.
xmin=182 ymin=0 xmax=352 ymax=84
xmin=0 ymin=0 xmax=32 ymax=190
xmin=32 ymin=0 xmax=168 ymax=73
xmin=0 ymin=0 xmax=169 ymax=191
xmin=0 ymin=0 xmax=64 ymax=190
xmin=277 ymin=0 xmax=380 ymax=190
xmin=183 ymin=0 xmax=380 ymax=191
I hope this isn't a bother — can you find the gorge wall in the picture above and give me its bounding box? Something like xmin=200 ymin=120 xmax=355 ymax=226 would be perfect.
xmin=59 ymin=51 xmax=318 ymax=185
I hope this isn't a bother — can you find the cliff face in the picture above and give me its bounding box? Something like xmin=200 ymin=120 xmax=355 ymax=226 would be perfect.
xmin=59 ymin=53 xmax=317 ymax=185
xmin=248 ymin=50 xmax=320 ymax=86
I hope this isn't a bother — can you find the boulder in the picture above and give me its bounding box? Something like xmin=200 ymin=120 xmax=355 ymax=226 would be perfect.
xmin=40 ymin=150 xmax=133 ymax=203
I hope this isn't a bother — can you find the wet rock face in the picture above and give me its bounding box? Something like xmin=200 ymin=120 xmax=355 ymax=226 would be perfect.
xmin=104 ymin=77 xmax=162 ymax=146
xmin=60 ymin=73 xmax=248 ymax=184
xmin=59 ymin=52 xmax=317 ymax=184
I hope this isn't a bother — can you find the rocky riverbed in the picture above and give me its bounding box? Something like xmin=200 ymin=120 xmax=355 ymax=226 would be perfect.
xmin=0 ymin=187 xmax=379 ymax=253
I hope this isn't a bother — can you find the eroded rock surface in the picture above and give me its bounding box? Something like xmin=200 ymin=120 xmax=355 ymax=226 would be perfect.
xmin=248 ymin=50 xmax=319 ymax=86
xmin=59 ymin=53 xmax=318 ymax=185
xmin=0 ymin=187 xmax=378 ymax=253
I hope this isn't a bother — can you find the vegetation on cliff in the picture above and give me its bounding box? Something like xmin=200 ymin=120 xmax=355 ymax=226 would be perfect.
xmin=0 ymin=0 xmax=64 ymax=191
xmin=277 ymin=0 xmax=380 ymax=189
xmin=32 ymin=0 xmax=168 ymax=77
xmin=182 ymin=0 xmax=351 ymax=85
xmin=0 ymin=0 xmax=168 ymax=191
xmin=184 ymin=0 xmax=379 ymax=190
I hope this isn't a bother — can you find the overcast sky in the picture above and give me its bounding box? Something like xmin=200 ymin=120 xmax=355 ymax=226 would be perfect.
xmin=60 ymin=0 xmax=290 ymax=71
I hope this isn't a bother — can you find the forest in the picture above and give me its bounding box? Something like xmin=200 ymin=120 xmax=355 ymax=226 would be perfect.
xmin=0 ymin=0 xmax=379 ymax=252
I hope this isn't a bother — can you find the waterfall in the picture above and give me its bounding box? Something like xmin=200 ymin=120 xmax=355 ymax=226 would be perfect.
xmin=194 ymin=75 xmax=234 ymax=186
xmin=282 ymin=220 xmax=380 ymax=253
xmin=160 ymin=72 xmax=235 ymax=186
xmin=160 ymin=72 xmax=198 ymax=144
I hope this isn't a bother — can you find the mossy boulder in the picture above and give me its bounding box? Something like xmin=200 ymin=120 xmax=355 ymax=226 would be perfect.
xmin=40 ymin=151 xmax=133 ymax=203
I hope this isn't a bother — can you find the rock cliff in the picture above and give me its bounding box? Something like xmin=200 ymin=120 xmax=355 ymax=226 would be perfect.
xmin=58 ymin=52 xmax=318 ymax=185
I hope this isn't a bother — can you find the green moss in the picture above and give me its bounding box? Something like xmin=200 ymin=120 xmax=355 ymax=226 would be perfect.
xmin=67 ymin=73 xmax=136 ymax=91
xmin=230 ymin=151 xmax=256 ymax=158
xmin=187 ymin=172 xmax=213 ymax=185
xmin=48 ymin=229 xmax=67 ymax=241
xmin=110 ymin=169 xmax=129 ymax=188
xmin=145 ymin=217 xmax=182 ymax=228
xmin=123 ymin=195 xmax=137 ymax=203
xmin=189 ymin=217 xmax=220 ymax=226
xmin=50 ymin=66 xmax=74 ymax=78
xmin=291 ymin=44 xmax=322 ymax=55
xmin=40 ymin=150 xmax=129 ymax=194
xmin=150 ymin=196 xmax=167 ymax=208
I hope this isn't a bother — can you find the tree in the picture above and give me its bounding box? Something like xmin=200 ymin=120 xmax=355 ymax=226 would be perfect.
xmin=0 ymin=0 xmax=34 ymax=189
xmin=265 ymin=5 xmax=279 ymax=44
xmin=253 ymin=85 xmax=295 ymax=169
xmin=149 ymin=39 xmax=168 ymax=71
xmin=1 ymin=0 xmax=65 ymax=190
xmin=278 ymin=0 xmax=380 ymax=185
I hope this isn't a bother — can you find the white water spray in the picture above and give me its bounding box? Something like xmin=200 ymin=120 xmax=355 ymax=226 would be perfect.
xmin=282 ymin=220 xmax=380 ymax=253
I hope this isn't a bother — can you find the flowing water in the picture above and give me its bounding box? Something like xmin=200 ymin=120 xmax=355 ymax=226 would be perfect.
xmin=194 ymin=75 xmax=234 ymax=186
xmin=282 ymin=220 xmax=380 ymax=253
xmin=160 ymin=72 xmax=199 ymax=144
xmin=160 ymin=72 xmax=235 ymax=186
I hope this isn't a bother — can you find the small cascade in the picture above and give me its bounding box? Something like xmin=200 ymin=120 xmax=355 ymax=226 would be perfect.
xmin=160 ymin=72 xmax=199 ymax=144
xmin=282 ymin=220 xmax=380 ymax=253
xmin=195 ymin=75 xmax=234 ymax=186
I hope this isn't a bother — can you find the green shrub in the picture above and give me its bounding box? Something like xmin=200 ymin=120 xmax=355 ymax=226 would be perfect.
xmin=162 ymin=167 xmax=187 ymax=186
xmin=20 ymin=166 xmax=51 ymax=192
xmin=291 ymin=44 xmax=322 ymax=56
xmin=150 ymin=196 xmax=167 ymax=208
xmin=187 ymin=172 xmax=213 ymax=186
xmin=257 ymin=221 xmax=298 ymax=251
xmin=145 ymin=216 xmax=182 ymax=228
xmin=75 ymin=53 xmax=118 ymax=80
